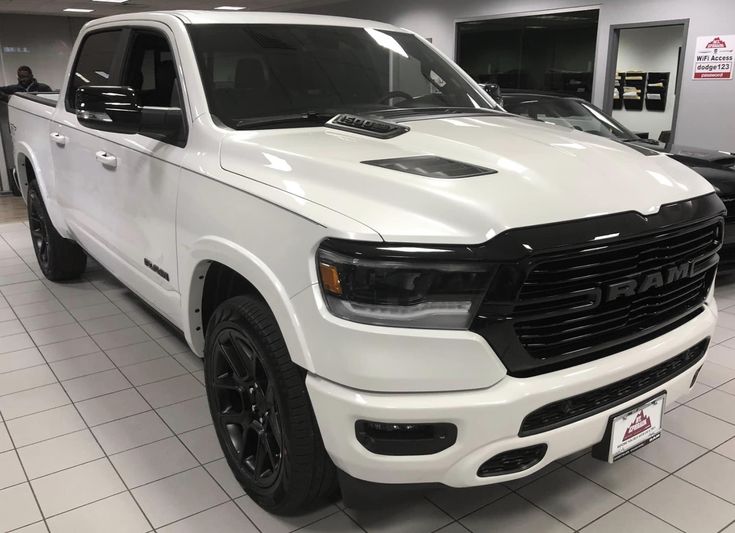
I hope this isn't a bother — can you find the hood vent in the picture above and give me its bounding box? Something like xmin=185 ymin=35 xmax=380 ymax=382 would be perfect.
xmin=326 ymin=114 xmax=409 ymax=139
xmin=363 ymin=155 xmax=497 ymax=179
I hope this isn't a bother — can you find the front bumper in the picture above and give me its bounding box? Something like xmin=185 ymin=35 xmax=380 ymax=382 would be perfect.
xmin=307 ymin=301 xmax=716 ymax=487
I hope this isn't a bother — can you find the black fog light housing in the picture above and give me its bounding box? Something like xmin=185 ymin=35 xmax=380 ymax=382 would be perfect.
xmin=355 ymin=420 xmax=457 ymax=456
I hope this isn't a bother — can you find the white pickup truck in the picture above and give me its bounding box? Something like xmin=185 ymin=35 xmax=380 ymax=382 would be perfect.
xmin=7 ymin=10 xmax=725 ymax=515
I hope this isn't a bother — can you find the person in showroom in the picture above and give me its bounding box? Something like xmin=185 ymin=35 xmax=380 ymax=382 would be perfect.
xmin=0 ymin=66 xmax=51 ymax=94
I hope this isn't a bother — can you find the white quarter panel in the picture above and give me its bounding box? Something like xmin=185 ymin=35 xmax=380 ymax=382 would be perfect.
xmin=221 ymin=116 xmax=714 ymax=244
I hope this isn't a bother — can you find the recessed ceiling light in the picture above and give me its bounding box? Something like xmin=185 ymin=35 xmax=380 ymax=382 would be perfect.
xmin=92 ymin=0 xmax=129 ymax=3
xmin=215 ymin=6 xmax=246 ymax=10
xmin=64 ymin=8 xmax=94 ymax=12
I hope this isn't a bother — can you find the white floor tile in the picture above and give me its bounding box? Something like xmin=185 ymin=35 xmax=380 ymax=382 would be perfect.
xmin=677 ymin=452 xmax=735 ymax=504
xmin=110 ymin=437 xmax=198 ymax=488
xmin=12 ymin=521 xmax=48 ymax=533
xmin=179 ymin=425 xmax=223 ymax=464
xmin=92 ymin=327 xmax=151 ymax=351
xmin=50 ymin=352 xmax=114 ymax=381
xmin=0 ymin=332 xmax=34 ymax=355
xmin=61 ymin=369 xmax=130 ymax=402
xmin=6 ymin=404 xmax=86 ymax=448
xmin=104 ymin=341 xmax=167 ymax=367
xmin=632 ymin=475 xmax=735 ymax=533
xmin=132 ymin=467 xmax=228 ymax=528
xmin=0 ymin=318 xmax=26 ymax=337
xmin=20 ymin=311 xmax=75 ymax=333
xmin=0 ymin=483 xmax=43 ymax=532
xmin=0 ymin=348 xmax=45 ymax=374
xmin=0 ymin=383 xmax=70 ymax=420
xmin=461 ymin=493 xmax=572 ymax=533
xmin=0 ymin=364 xmax=57 ymax=397
xmin=664 ymin=405 xmax=735 ymax=448
xmin=47 ymin=492 xmax=150 ymax=533
xmin=634 ymin=430 xmax=708 ymax=472
xmin=518 ymin=467 xmax=624 ymax=530
xmin=568 ymin=453 xmax=667 ymax=499
xmin=0 ymin=449 xmax=26 ymax=489
xmin=204 ymin=458 xmax=245 ymax=499
xmin=580 ymin=502 xmax=678 ymax=532
xmin=79 ymin=313 xmax=136 ymax=336
xmin=427 ymin=484 xmax=509 ymax=519
xmin=156 ymin=335 xmax=190 ymax=356
xmin=76 ymin=389 xmax=149 ymax=427
xmin=239 ymin=494 xmax=339 ymax=533
xmin=0 ymin=421 xmax=12 ymax=452
xmin=156 ymin=396 xmax=212 ymax=434
xmin=18 ymin=430 xmax=103 ymax=480
xmin=120 ymin=356 xmax=187 ymax=386
xmin=30 ymin=324 xmax=88 ymax=347
xmin=697 ymin=361 xmax=735 ymax=387
xmin=13 ymin=299 xmax=65 ymax=319
xmin=68 ymin=302 xmax=122 ymax=322
xmin=92 ymin=410 xmax=172 ymax=455
xmin=158 ymin=501 xmax=255 ymax=533
xmin=137 ymin=374 xmax=204 ymax=408
xmin=32 ymin=458 xmax=125 ymax=518
xmin=38 ymin=337 xmax=100 ymax=363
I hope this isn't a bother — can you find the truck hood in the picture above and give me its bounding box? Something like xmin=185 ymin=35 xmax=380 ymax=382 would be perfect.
xmin=220 ymin=114 xmax=715 ymax=244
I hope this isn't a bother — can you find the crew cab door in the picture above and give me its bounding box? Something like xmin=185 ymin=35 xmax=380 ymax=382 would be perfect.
xmin=51 ymin=24 xmax=187 ymax=322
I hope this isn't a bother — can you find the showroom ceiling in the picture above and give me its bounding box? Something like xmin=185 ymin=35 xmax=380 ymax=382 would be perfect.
xmin=0 ymin=0 xmax=344 ymax=17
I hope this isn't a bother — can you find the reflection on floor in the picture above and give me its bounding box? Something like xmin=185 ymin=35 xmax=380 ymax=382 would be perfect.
xmin=0 ymin=194 xmax=26 ymax=224
xmin=1 ymin=216 xmax=735 ymax=532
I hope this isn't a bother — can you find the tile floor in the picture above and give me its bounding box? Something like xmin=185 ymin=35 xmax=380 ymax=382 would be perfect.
xmin=2 ymin=215 xmax=735 ymax=532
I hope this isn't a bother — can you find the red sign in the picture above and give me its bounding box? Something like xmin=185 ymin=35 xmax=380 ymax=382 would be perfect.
xmin=706 ymin=37 xmax=727 ymax=48
xmin=623 ymin=411 xmax=652 ymax=441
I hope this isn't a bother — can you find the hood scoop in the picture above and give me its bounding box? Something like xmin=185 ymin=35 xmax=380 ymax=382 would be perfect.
xmin=362 ymin=155 xmax=497 ymax=179
xmin=326 ymin=114 xmax=409 ymax=139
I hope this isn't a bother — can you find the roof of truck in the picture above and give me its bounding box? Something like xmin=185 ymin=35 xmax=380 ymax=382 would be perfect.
xmin=85 ymin=10 xmax=403 ymax=32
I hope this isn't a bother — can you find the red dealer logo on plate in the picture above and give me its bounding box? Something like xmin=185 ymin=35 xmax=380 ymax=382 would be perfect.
xmin=623 ymin=411 xmax=652 ymax=441
xmin=707 ymin=37 xmax=727 ymax=48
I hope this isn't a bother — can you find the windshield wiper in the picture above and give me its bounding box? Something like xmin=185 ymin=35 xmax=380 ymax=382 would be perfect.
xmin=234 ymin=111 xmax=336 ymax=129
xmin=377 ymin=106 xmax=502 ymax=118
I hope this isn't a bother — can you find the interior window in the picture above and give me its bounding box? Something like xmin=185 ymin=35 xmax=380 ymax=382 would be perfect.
xmin=123 ymin=31 xmax=179 ymax=108
xmin=67 ymin=30 xmax=123 ymax=110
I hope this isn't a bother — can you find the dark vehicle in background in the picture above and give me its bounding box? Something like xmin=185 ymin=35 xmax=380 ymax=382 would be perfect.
xmin=501 ymin=90 xmax=735 ymax=268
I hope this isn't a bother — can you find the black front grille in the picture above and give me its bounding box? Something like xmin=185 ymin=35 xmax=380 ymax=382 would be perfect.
xmin=519 ymin=338 xmax=709 ymax=436
xmin=470 ymin=194 xmax=724 ymax=376
xmin=514 ymin=220 xmax=720 ymax=361
xmin=477 ymin=444 xmax=548 ymax=477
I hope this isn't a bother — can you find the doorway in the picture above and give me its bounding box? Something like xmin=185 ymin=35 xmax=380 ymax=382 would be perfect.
xmin=604 ymin=21 xmax=688 ymax=147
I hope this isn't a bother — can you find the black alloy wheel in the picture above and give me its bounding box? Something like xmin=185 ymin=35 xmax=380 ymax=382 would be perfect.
xmin=211 ymin=328 xmax=283 ymax=488
xmin=28 ymin=186 xmax=50 ymax=270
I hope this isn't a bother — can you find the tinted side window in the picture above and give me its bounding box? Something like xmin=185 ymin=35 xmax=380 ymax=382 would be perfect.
xmin=67 ymin=30 xmax=123 ymax=110
xmin=123 ymin=32 xmax=179 ymax=108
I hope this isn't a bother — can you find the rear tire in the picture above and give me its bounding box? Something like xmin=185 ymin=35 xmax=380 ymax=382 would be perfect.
xmin=27 ymin=180 xmax=87 ymax=281
xmin=204 ymin=295 xmax=338 ymax=515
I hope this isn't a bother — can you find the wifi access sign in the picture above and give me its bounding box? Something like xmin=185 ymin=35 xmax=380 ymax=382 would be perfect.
xmin=693 ymin=35 xmax=734 ymax=80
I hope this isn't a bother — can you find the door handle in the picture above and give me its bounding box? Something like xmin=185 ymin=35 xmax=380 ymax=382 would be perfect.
xmin=49 ymin=132 xmax=66 ymax=146
xmin=95 ymin=151 xmax=117 ymax=168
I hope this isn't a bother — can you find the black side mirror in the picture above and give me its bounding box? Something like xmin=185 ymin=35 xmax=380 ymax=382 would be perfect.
xmin=76 ymin=85 xmax=183 ymax=142
xmin=480 ymin=83 xmax=503 ymax=107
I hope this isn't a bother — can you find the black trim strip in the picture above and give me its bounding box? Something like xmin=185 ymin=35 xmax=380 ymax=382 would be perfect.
xmin=519 ymin=337 xmax=709 ymax=436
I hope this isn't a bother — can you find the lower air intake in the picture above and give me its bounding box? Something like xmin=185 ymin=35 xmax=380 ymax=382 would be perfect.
xmin=477 ymin=444 xmax=548 ymax=477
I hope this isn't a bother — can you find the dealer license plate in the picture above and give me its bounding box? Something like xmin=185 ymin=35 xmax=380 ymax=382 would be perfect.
xmin=606 ymin=394 xmax=665 ymax=463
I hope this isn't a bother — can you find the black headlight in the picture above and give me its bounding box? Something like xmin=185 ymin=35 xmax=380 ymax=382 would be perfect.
xmin=317 ymin=239 xmax=494 ymax=329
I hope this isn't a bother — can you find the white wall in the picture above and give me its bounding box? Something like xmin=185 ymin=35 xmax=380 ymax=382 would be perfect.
xmin=0 ymin=15 xmax=88 ymax=91
xmin=612 ymin=25 xmax=683 ymax=141
xmin=299 ymin=0 xmax=735 ymax=151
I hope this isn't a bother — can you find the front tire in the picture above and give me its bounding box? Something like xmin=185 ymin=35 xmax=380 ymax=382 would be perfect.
xmin=204 ymin=295 xmax=337 ymax=515
xmin=27 ymin=180 xmax=86 ymax=281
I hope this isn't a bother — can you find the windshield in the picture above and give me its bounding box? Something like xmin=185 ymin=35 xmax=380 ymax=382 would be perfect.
xmin=188 ymin=24 xmax=498 ymax=129
xmin=502 ymin=96 xmax=638 ymax=142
